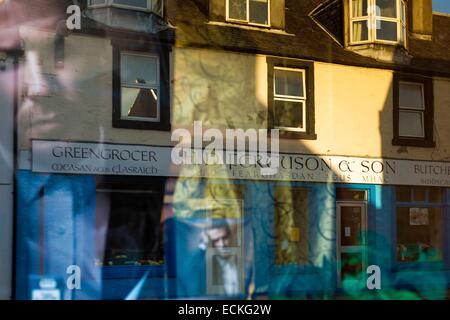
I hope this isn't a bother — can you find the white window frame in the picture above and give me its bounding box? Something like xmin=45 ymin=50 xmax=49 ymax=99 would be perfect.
xmin=226 ymin=0 xmax=271 ymax=27
xmin=273 ymin=67 xmax=307 ymax=133
xmin=88 ymin=0 xmax=157 ymax=13
xmin=349 ymin=0 xmax=407 ymax=46
xmin=120 ymin=51 xmax=161 ymax=122
xmin=398 ymin=81 xmax=425 ymax=138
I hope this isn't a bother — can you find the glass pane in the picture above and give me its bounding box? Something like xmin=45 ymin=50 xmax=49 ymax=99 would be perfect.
xmin=399 ymin=83 xmax=424 ymax=109
xmin=396 ymin=186 xmax=411 ymax=202
xmin=341 ymin=252 xmax=363 ymax=281
xmin=352 ymin=21 xmax=369 ymax=42
xmin=274 ymin=187 xmax=309 ymax=265
xmin=207 ymin=225 xmax=239 ymax=248
xmin=102 ymin=191 xmax=164 ymax=266
xmin=396 ymin=207 xmax=443 ymax=262
xmin=336 ymin=188 xmax=367 ymax=201
xmin=274 ymin=69 xmax=304 ymax=97
xmin=399 ymin=111 xmax=424 ymax=137
xmin=121 ymin=53 xmax=158 ymax=85
xmin=376 ymin=0 xmax=397 ymax=18
xmin=412 ymin=186 xmax=426 ymax=202
xmin=274 ymin=100 xmax=304 ymax=129
xmin=351 ymin=0 xmax=368 ymax=17
xmin=377 ymin=20 xmax=398 ymax=41
xmin=152 ymin=0 xmax=164 ymax=16
xmin=249 ymin=0 xmax=268 ymax=25
xmin=429 ymin=187 xmax=443 ymax=204
xmin=121 ymin=87 xmax=158 ymax=119
xmin=211 ymin=253 xmax=238 ymax=285
xmin=113 ymin=0 xmax=148 ymax=8
xmin=340 ymin=206 xmax=363 ymax=246
xmin=229 ymin=0 xmax=247 ymax=20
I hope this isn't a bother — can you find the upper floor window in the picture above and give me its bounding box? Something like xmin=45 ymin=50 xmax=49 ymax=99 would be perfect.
xmin=112 ymin=40 xmax=171 ymax=131
xmin=273 ymin=67 xmax=307 ymax=132
xmin=349 ymin=0 xmax=406 ymax=45
xmin=226 ymin=0 xmax=270 ymax=27
xmin=267 ymin=58 xmax=316 ymax=140
xmin=393 ymin=74 xmax=434 ymax=148
xmin=88 ymin=0 xmax=163 ymax=15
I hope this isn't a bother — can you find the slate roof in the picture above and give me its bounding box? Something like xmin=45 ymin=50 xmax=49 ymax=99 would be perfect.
xmin=171 ymin=0 xmax=450 ymax=77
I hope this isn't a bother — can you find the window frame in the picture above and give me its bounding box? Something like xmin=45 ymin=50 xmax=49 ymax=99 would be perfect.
xmin=119 ymin=51 xmax=161 ymax=123
xmin=112 ymin=39 xmax=171 ymax=131
xmin=225 ymin=0 xmax=271 ymax=27
xmin=392 ymin=73 xmax=434 ymax=148
xmin=267 ymin=57 xmax=316 ymax=140
xmin=397 ymin=81 xmax=425 ymax=139
xmin=348 ymin=0 xmax=407 ymax=46
xmin=273 ymin=67 xmax=307 ymax=133
xmin=88 ymin=0 xmax=159 ymax=13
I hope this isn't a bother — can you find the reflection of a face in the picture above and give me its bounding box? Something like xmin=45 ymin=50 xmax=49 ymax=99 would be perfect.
xmin=207 ymin=227 xmax=230 ymax=248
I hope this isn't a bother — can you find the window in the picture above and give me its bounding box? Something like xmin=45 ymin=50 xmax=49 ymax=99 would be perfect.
xmin=95 ymin=178 xmax=166 ymax=267
xmin=273 ymin=68 xmax=306 ymax=132
xmin=349 ymin=0 xmax=406 ymax=45
xmin=112 ymin=40 xmax=171 ymax=130
xmin=267 ymin=58 xmax=316 ymax=139
xmin=398 ymin=82 xmax=425 ymax=138
xmin=88 ymin=0 xmax=164 ymax=16
xmin=274 ymin=186 xmax=309 ymax=265
xmin=393 ymin=74 xmax=434 ymax=147
xmin=226 ymin=0 xmax=270 ymax=26
xmin=395 ymin=186 xmax=444 ymax=263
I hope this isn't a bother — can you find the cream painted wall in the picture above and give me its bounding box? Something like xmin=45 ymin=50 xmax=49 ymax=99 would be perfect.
xmin=17 ymin=28 xmax=450 ymax=162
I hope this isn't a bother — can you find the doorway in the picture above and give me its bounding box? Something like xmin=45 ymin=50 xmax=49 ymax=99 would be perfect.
xmin=336 ymin=196 xmax=368 ymax=288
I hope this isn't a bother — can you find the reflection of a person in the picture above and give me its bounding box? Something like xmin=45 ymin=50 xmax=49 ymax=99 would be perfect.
xmin=205 ymin=224 xmax=239 ymax=296
xmin=206 ymin=225 xmax=232 ymax=248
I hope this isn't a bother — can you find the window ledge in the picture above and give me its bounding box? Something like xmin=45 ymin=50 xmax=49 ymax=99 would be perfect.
xmin=277 ymin=131 xmax=317 ymax=140
xmin=206 ymin=21 xmax=295 ymax=36
xmin=392 ymin=138 xmax=435 ymax=148
xmin=347 ymin=43 xmax=412 ymax=64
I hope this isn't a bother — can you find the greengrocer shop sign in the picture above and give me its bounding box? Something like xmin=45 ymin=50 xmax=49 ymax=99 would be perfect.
xmin=31 ymin=139 xmax=450 ymax=187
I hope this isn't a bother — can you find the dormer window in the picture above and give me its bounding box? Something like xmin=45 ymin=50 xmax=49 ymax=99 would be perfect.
xmin=87 ymin=0 xmax=163 ymax=16
xmin=349 ymin=0 xmax=406 ymax=45
xmin=226 ymin=0 xmax=270 ymax=27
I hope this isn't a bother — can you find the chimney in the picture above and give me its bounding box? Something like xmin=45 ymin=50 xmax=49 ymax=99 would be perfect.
xmin=410 ymin=0 xmax=433 ymax=40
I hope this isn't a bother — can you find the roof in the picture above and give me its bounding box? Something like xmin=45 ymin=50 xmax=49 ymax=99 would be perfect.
xmin=171 ymin=0 xmax=450 ymax=77
xmin=2 ymin=0 xmax=449 ymax=76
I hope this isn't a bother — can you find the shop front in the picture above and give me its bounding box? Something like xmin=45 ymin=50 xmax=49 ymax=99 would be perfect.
xmin=14 ymin=140 xmax=450 ymax=299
